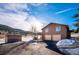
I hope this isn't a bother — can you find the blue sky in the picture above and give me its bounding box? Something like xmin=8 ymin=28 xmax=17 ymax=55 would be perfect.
xmin=0 ymin=3 xmax=79 ymax=32
xmin=28 ymin=3 xmax=79 ymax=29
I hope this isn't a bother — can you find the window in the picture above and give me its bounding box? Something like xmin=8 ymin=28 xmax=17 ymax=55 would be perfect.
xmin=56 ymin=26 xmax=61 ymax=32
xmin=45 ymin=28 xmax=49 ymax=32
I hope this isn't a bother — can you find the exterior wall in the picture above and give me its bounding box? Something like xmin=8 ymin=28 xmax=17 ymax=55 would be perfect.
xmin=71 ymin=33 xmax=79 ymax=38
xmin=0 ymin=34 xmax=6 ymax=44
xmin=0 ymin=32 xmax=7 ymax=44
xmin=42 ymin=24 xmax=68 ymax=41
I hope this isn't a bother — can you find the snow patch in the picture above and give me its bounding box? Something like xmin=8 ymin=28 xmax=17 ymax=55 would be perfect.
xmin=56 ymin=39 xmax=79 ymax=55
xmin=56 ymin=39 xmax=75 ymax=47
xmin=59 ymin=48 xmax=79 ymax=55
xmin=22 ymin=36 xmax=33 ymax=42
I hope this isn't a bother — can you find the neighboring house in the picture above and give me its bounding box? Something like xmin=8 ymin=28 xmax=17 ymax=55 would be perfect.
xmin=42 ymin=23 xmax=70 ymax=41
xmin=0 ymin=31 xmax=21 ymax=44
xmin=7 ymin=33 xmax=21 ymax=43
xmin=71 ymin=33 xmax=79 ymax=38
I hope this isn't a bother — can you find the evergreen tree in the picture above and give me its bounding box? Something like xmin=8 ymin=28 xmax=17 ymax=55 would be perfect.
xmin=73 ymin=8 xmax=79 ymax=32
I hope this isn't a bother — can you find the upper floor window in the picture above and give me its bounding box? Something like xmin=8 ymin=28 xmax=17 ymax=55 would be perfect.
xmin=56 ymin=26 xmax=61 ymax=32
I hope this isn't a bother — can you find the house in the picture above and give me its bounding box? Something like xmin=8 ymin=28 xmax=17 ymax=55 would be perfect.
xmin=0 ymin=31 xmax=22 ymax=44
xmin=7 ymin=33 xmax=21 ymax=43
xmin=42 ymin=23 xmax=70 ymax=41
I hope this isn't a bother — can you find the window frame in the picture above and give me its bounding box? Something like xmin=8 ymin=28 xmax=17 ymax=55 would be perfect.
xmin=55 ymin=26 xmax=61 ymax=32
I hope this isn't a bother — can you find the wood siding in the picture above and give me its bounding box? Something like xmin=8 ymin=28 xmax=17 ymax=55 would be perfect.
xmin=42 ymin=24 xmax=69 ymax=41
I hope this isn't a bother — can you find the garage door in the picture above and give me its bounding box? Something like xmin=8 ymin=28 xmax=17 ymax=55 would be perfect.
xmin=53 ymin=34 xmax=61 ymax=41
xmin=45 ymin=35 xmax=51 ymax=40
xmin=7 ymin=35 xmax=21 ymax=43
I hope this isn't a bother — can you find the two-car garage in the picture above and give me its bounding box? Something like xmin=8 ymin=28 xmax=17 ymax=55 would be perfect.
xmin=44 ymin=34 xmax=61 ymax=41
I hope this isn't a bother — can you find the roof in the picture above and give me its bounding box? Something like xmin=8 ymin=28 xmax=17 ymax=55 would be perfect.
xmin=42 ymin=23 xmax=69 ymax=30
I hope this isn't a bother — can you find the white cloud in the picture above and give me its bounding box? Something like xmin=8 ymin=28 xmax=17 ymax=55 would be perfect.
xmin=30 ymin=3 xmax=48 ymax=7
xmin=0 ymin=12 xmax=44 ymax=32
xmin=27 ymin=16 xmax=44 ymax=32
xmin=0 ymin=12 xmax=30 ymax=30
xmin=3 ymin=4 xmax=29 ymax=12
xmin=55 ymin=8 xmax=73 ymax=14
xmin=0 ymin=3 xmax=45 ymax=32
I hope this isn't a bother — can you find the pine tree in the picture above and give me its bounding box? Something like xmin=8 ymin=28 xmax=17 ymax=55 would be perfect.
xmin=73 ymin=8 xmax=79 ymax=32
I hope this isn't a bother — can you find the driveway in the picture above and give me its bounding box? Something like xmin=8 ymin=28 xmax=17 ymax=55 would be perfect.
xmin=43 ymin=40 xmax=65 ymax=54
xmin=0 ymin=41 xmax=25 ymax=55
xmin=6 ymin=40 xmax=61 ymax=55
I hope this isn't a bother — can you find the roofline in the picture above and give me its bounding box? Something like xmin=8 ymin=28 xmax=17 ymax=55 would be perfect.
xmin=42 ymin=23 xmax=69 ymax=30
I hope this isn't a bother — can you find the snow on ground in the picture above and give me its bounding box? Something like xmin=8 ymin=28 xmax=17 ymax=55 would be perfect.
xmin=22 ymin=36 xmax=33 ymax=42
xmin=56 ymin=39 xmax=79 ymax=55
xmin=56 ymin=39 xmax=75 ymax=47
xmin=60 ymin=48 xmax=79 ymax=55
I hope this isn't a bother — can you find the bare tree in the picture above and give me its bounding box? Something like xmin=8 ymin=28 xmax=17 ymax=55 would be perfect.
xmin=31 ymin=25 xmax=38 ymax=40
